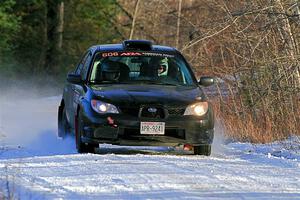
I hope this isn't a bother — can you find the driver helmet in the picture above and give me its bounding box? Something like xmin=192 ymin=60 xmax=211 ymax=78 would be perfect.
xmin=158 ymin=58 xmax=168 ymax=76
xmin=101 ymin=60 xmax=120 ymax=81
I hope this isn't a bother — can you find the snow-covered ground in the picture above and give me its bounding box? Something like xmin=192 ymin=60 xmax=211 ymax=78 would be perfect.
xmin=0 ymin=95 xmax=300 ymax=199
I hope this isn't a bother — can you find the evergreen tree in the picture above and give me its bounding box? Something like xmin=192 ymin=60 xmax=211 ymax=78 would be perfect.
xmin=0 ymin=0 xmax=19 ymax=59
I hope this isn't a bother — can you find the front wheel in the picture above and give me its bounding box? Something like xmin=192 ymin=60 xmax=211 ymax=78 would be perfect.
xmin=75 ymin=114 xmax=98 ymax=153
xmin=194 ymin=145 xmax=211 ymax=156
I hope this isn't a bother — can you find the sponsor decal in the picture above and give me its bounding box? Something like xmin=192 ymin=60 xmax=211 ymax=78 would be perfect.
xmin=102 ymin=52 xmax=119 ymax=57
xmin=142 ymin=52 xmax=174 ymax=57
xmin=102 ymin=52 xmax=174 ymax=57
xmin=102 ymin=52 xmax=142 ymax=57
xmin=120 ymin=52 xmax=142 ymax=56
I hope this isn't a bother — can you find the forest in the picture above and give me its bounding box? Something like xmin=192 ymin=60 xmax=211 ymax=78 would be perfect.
xmin=0 ymin=0 xmax=299 ymax=142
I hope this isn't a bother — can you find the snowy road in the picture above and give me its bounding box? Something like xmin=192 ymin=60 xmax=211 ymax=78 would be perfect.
xmin=0 ymin=96 xmax=300 ymax=199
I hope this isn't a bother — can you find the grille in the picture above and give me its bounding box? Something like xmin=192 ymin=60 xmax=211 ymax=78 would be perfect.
xmin=120 ymin=107 xmax=140 ymax=117
xmin=167 ymin=108 xmax=185 ymax=116
xmin=120 ymin=106 xmax=184 ymax=118
xmin=140 ymin=107 xmax=165 ymax=119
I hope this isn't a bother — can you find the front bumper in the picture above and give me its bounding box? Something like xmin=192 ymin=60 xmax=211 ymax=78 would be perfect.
xmin=80 ymin=109 xmax=214 ymax=146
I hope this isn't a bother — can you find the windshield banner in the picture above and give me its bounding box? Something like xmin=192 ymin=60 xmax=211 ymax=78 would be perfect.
xmin=101 ymin=52 xmax=174 ymax=58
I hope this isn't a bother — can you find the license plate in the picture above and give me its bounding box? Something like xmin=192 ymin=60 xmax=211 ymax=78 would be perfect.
xmin=140 ymin=122 xmax=165 ymax=135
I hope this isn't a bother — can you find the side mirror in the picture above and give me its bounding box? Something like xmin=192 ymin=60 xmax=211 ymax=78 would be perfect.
xmin=198 ymin=76 xmax=214 ymax=87
xmin=67 ymin=73 xmax=82 ymax=84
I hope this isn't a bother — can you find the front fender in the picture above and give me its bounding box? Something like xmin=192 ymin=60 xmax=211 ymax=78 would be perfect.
xmin=78 ymin=97 xmax=93 ymax=118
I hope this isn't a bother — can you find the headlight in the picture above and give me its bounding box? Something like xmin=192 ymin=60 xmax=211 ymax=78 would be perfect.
xmin=184 ymin=102 xmax=208 ymax=116
xmin=91 ymin=100 xmax=119 ymax=114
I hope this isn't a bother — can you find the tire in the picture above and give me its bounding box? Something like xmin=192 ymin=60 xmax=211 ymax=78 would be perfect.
xmin=58 ymin=105 xmax=69 ymax=138
xmin=75 ymin=114 xmax=97 ymax=154
xmin=194 ymin=145 xmax=211 ymax=156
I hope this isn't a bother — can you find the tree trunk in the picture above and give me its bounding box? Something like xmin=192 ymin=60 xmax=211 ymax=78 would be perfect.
xmin=175 ymin=0 xmax=182 ymax=48
xmin=57 ymin=1 xmax=64 ymax=50
xmin=37 ymin=1 xmax=48 ymax=73
xmin=129 ymin=0 xmax=140 ymax=39
xmin=45 ymin=0 xmax=64 ymax=75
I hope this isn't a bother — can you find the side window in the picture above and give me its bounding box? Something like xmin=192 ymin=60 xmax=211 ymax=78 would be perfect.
xmin=75 ymin=51 xmax=89 ymax=75
xmin=81 ymin=52 xmax=92 ymax=79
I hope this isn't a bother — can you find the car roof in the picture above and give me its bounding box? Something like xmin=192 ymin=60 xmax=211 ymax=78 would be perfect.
xmin=89 ymin=43 xmax=177 ymax=53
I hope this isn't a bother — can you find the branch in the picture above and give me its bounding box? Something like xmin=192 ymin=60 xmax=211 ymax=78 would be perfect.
xmin=181 ymin=17 xmax=240 ymax=51
xmin=129 ymin=0 xmax=141 ymax=39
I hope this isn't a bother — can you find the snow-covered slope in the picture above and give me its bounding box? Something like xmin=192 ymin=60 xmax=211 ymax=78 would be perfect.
xmin=0 ymin=96 xmax=299 ymax=199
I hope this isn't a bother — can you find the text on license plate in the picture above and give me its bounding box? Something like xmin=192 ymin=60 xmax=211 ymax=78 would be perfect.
xmin=140 ymin=122 xmax=165 ymax=135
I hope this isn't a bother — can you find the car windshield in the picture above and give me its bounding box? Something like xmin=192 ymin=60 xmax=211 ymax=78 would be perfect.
xmin=89 ymin=51 xmax=196 ymax=86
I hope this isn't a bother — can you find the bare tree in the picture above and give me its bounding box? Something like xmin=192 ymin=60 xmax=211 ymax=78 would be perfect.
xmin=116 ymin=0 xmax=300 ymax=142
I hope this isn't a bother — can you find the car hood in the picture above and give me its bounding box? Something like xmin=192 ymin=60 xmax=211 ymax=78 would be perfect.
xmin=90 ymin=84 xmax=205 ymax=107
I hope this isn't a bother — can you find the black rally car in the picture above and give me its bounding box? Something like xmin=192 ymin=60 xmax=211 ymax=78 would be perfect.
xmin=58 ymin=40 xmax=214 ymax=155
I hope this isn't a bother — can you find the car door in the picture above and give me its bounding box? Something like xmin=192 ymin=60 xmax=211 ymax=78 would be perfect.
xmin=64 ymin=51 xmax=90 ymax=128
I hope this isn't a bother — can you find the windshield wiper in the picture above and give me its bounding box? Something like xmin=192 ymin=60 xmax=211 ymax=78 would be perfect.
xmin=152 ymin=82 xmax=180 ymax=86
xmin=129 ymin=80 xmax=181 ymax=86
xmin=89 ymin=81 xmax=116 ymax=84
xmin=90 ymin=80 xmax=181 ymax=86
